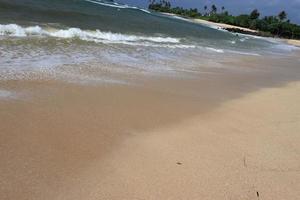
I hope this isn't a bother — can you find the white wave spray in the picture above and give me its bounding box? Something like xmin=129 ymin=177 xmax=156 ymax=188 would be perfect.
xmin=84 ymin=0 xmax=151 ymax=14
xmin=0 ymin=24 xmax=195 ymax=48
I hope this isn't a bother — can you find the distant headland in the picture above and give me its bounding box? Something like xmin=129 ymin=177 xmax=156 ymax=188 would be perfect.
xmin=149 ymin=0 xmax=300 ymax=40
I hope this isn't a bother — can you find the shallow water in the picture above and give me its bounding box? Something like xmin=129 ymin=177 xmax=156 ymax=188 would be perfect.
xmin=0 ymin=0 xmax=299 ymax=85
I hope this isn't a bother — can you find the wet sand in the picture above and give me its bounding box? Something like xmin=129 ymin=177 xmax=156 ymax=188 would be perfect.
xmin=0 ymin=54 xmax=300 ymax=199
xmin=162 ymin=12 xmax=300 ymax=48
xmin=192 ymin=18 xmax=259 ymax=33
xmin=161 ymin=12 xmax=258 ymax=33
xmin=287 ymin=39 xmax=300 ymax=47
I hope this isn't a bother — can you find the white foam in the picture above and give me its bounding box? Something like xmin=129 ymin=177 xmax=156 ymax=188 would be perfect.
xmin=0 ymin=89 xmax=18 ymax=100
xmin=227 ymin=50 xmax=261 ymax=56
xmin=99 ymin=40 xmax=196 ymax=48
xmin=274 ymin=43 xmax=300 ymax=52
xmin=169 ymin=15 xmax=190 ymax=22
xmin=85 ymin=0 xmax=151 ymax=14
xmin=50 ymin=28 xmax=180 ymax=43
xmin=0 ymin=24 xmax=46 ymax=37
xmin=0 ymin=24 xmax=26 ymax=36
xmin=85 ymin=0 xmax=128 ymax=9
xmin=205 ymin=47 xmax=224 ymax=53
xmin=0 ymin=24 xmax=182 ymax=45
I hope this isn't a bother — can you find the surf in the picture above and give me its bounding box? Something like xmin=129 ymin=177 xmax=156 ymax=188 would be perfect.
xmin=0 ymin=24 xmax=183 ymax=45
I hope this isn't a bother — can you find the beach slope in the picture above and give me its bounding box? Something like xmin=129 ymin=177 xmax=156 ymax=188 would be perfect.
xmin=63 ymin=82 xmax=300 ymax=200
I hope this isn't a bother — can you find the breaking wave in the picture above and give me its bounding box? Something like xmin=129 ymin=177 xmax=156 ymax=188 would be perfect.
xmin=0 ymin=24 xmax=190 ymax=47
xmin=84 ymin=0 xmax=151 ymax=14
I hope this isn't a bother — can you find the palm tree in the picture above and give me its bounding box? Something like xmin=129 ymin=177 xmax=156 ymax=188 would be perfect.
xmin=278 ymin=11 xmax=287 ymax=21
xmin=250 ymin=9 xmax=260 ymax=20
xmin=204 ymin=5 xmax=207 ymax=16
xmin=211 ymin=4 xmax=217 ymax=14
xmin=149 ymin=0 xmax=155 ymax=5
xmin=221 ymin=6 xmax=225 ymax=12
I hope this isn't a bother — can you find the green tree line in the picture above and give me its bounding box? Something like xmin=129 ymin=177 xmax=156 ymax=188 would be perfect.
xmin=148 ymin=0 xmax=300 ymax=39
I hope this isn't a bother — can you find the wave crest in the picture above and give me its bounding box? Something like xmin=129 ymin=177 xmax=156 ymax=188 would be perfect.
xmin=84 ymin=0 xmax=151 ymax=14
xmin=0 ymin=24 xmax=186 ymax=46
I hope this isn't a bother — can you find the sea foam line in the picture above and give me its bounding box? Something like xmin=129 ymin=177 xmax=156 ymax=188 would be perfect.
xmin=0 ymin=89 xmax=19 ymax=100
xmin=84 ymin=0 xmax=151 ymax=14
xmin=0 ymin=24 xmax=181 ymax=44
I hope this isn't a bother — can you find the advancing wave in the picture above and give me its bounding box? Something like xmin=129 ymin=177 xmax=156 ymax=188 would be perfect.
xmin=205 ymin=47 xmax=224 ymax=53
xmin=84 ymin=0 xmax=151 ymax=14
xmin=0 ymin=24 xmax=187 ymax=47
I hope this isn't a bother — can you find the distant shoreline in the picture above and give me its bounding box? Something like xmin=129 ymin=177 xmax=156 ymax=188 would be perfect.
xmin=162 ymin=12 xmax=258 ymax=33
xmin=161 ymin=12 xmax=300 ymax=47
xmin=286 ymin=39 xmax=300 ymax=47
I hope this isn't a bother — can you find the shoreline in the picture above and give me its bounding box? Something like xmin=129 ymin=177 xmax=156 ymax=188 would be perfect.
xmin=286 ymin=39 xmax=300 ymax=46
xmin=1 ymin=52 xmax=300 ymax=199
xmin=160 ymin=12 xmax=258 ymax=33
xmin=161 ymin=12 xmax=300 ymax=47
xmin=192 ymin=18 xmax=258 ymax=33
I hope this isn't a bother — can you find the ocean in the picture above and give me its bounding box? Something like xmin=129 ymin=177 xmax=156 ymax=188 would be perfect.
xmin=0 ymin=0 xmax=298 ymax=84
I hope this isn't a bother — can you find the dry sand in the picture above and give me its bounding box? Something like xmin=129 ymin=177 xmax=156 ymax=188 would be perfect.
xmin=1 ymin=54 xmax=300 ymax=200
xmin=1 ymin=79 xmax=300 ymax=200
xmin=163 ymin=12 xmax=300 ymax=47
xmin=162 ymin=12 xmax=258 ymax=33
xmin=193 ymin=19 xmax=300 ymax=48
xmin=287 ymin=39 xmax=300 ymax=47
xmin=94 ymin=81 xmax=300 ymax=200
xmin=191 ymin=18 xmax=300 ymax=48
xmin=193 ymin=18 xmax=258 ymax=33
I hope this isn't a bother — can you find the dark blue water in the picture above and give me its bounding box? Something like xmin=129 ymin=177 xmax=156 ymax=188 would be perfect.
xmin=0 ymin=0 xmax=273 ymax=48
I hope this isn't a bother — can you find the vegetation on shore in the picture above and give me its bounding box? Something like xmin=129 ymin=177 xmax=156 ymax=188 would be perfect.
xmin=148 ymin=0 xmax=300 ymax=39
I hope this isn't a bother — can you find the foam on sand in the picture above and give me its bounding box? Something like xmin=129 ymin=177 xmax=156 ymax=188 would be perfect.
xmin=84 ymin=0 xmax=151 ymax=14
xmin=0 ymin=89 xmax=18 ymax=100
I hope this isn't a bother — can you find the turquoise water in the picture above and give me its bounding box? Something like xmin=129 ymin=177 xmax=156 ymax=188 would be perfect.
xmin=0 ymin=0 xmax=298 ymax=83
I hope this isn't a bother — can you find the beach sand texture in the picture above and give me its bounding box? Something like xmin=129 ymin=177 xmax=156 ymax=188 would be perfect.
xmin=1 ymin=2 xmax=300 ymax=199
xmin=95 ymin=82 xmax=300 ymax=200
xmin=1 ymin=77 xmax=299 ymax=200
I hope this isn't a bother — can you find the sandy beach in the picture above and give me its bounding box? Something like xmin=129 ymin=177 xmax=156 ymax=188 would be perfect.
xmin=1 ymin=52 xmax=300 ymax=199
xmin=193 ymin=18 xmax=259 ymax=33
xmin=161 ymin=12 xmax=258 ymax=33
xmin=287 ymin=39 xmax=300 ymax=47
xmin=162 ymin=12 xmax=300 ymax=47
xmin=1 ymin=2 xmax=300 ymax=199
xmin=94 ymin=81 xmax=300 ymax=200
xmin=193 ymin=18 xmax=300 ymax=48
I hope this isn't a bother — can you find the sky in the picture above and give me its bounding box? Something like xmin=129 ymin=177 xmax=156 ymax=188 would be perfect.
xmin=118 ymin=0 xmax=300 ymax=24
